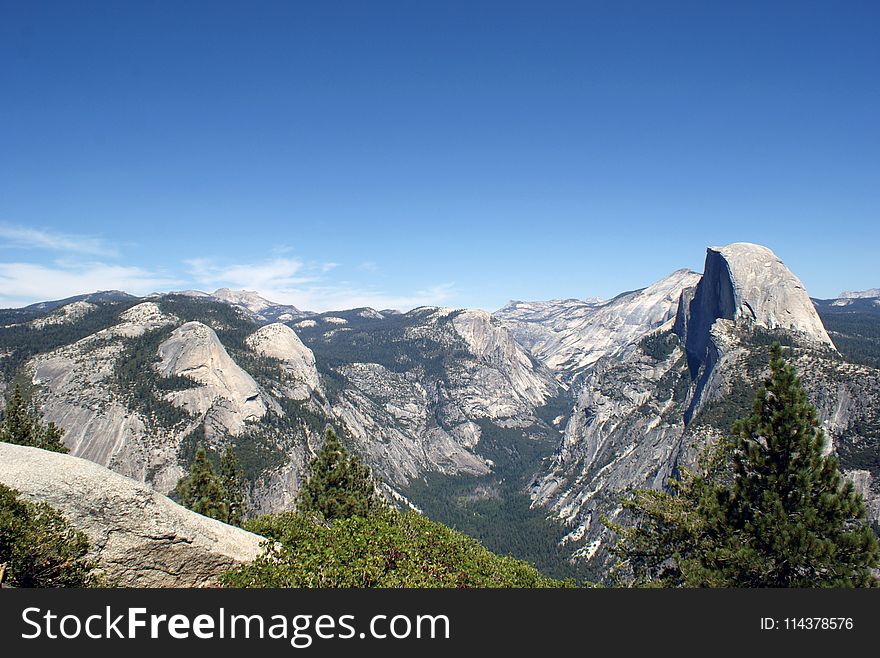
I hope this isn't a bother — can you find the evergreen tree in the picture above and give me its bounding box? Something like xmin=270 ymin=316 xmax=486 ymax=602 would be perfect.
xmin=605 ymin=441 xmax=725 ymax=587
xmin=219 ymin=446 xmax=247 ymax=527
xmin=716 ymin=343 xmax=879 ymax=586
xmin=297 ymin=429 xmax=380 ymax=520
xmin=609 ymin=344 xmax=879 ymax=587
xmin=0 ymin=384 xmax=68 ymax=453
xmin=0 ymin=483 xmax=101 ymax=587
xmin=175 ymin=447 xmax=228 ymax=522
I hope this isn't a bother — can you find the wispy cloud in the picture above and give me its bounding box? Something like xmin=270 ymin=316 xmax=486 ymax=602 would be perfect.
xmin=278 ymin=282 xmax=458 ymax=312
xmin=183 ymin=256 xmax=455 ymax=312
xmin=0 ymin=240 xmax=457 ymax=311
xmin=0 ymin=262 xmax=181 ymax=307
xmin=0 ymin=223 xmax=119 ymax=257
xmin=185 ymin=257 xmax=317 ymax=292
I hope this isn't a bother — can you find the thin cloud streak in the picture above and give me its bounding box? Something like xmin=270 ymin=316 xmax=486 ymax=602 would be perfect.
xmin=0 ymin=261 xmax=181 ymax=307
xmin=184 ymin=256 xmax=456 ymax=312
xmin=0 ymin=250 xmax=458 ymax=312
xmin=0 ymin=223 xmax=119 ymax=258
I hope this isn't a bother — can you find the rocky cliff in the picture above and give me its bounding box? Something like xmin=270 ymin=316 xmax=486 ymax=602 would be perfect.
xmin=157 ymin=321 xmax=269 ymax=435
xmin=2 ymin=247 xmax=878 ymax=581
xmin=245 ymin=322 xmax=323 ymax=400
xmin=680 ymin=243 xmax=834 ymax=379
xmin=496 ymin=269 xmax=701 ymax=379
xmin=0 ymin=442 xmax=263 ymax=587
xmin=528 ymin=243 xmax=879 ymax=576
xmin=6 ymin=295 xmax=563 ymax=519
xmin=300 ymin=306 xmax=561 ymax=487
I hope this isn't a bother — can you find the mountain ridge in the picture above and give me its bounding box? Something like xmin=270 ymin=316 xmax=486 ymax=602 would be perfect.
xmin=2 ymin=242 xmax=878 ymax=580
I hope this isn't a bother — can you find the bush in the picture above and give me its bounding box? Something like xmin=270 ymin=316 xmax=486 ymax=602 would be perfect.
xmin=297 ymin=429 xmax=381 ymax=521
xmin=221 ymin=509 xmax=571 ymax=588
xmin=0 ymin=483 xmax=103 ymax=587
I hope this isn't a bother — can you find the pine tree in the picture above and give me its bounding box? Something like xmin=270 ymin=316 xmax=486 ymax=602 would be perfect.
xmin=175 ymin=447 xmax=228 ymax=522
xmin=219 ymin=446 xmax=247 ymax=527
xmin=609 ymin=344 xmax=879 ymax=587
xmin=297 ymin=429 xmax=381 ymax=521
xmin=713 ymin=343 xmax=880 ymax=586
xmin=605 ymin=440 xmax=726 ymax=587
xmin=0 ymin=385 xmax=68 ymax=454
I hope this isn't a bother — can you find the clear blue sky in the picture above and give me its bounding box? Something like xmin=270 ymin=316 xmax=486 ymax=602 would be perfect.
xmin=1 ymin=1 xmax=878 ymax=310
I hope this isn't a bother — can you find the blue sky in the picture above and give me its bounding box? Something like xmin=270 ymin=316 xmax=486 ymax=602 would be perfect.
xmin=1 ymin=1 xmax=878 ymax=310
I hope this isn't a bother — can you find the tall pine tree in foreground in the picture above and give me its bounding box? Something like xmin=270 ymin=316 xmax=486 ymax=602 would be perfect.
xmin=297 ymin=429 xmax=380 ymax=520
xmin=609 ymin=344 xmax=879 ymax=587
xmin=0 ymin=385 xmax=67 ymax=454
xmin=718 ymin=343 xmax=879 ymax=586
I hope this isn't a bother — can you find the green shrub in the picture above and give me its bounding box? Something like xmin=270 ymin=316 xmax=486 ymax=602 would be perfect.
xmin=221 ymin=509 xmax=571 ymax=588
xmin=297 ymin=429 xmax=381 ymax=521
xmin=0 ymin=483 xmax=103 ymax=587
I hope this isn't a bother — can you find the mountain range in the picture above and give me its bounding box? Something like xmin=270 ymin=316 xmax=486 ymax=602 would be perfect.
xmin=1 ymin=242 xmax=878 ymax=580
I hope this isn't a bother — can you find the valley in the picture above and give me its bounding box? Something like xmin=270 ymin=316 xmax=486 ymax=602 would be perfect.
xmin=1 ymin=242 xmax=878 ymax=581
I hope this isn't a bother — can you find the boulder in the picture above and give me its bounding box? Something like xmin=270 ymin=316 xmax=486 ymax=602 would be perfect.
xmin=0 ymin=442 xmax=263 ymax=587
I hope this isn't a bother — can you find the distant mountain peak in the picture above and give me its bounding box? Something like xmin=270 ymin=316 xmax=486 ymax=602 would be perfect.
xmin=163 ymin=288 xmax=313 ymax=323
xmin=495 ymin=268 xmax=701 ymax=375
xmin=838 ymin=288 xmax=880 ymax=300
xmin=680 ymin=242 xmax=834 ymax=378
xmin=211 ymin=288 xmax=278 ymax=312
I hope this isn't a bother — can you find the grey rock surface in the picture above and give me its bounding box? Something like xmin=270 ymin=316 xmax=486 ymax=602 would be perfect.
xmin=157 ymin=321 xmax=268 ymax=434
xmin=529 ymin=243 xmax=875 ymax=572
xmin=496 ymin=269 xmax=701 ymax=378
xmin=0 ymin=442 xmax=263 ymax=587
xmin=684 ymin=244 xmax=833 ymax=372
xmin=245 ymin=322 xmax=322 ymax=400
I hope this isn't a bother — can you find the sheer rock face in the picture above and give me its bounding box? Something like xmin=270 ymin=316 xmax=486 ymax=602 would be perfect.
xmin=325 ymin=308 xmax=559 ymax=487
xmin=532 ymin=343 xmax=689 ymax=528
xmin=529 ymin=243 xmax=869 ymax=573
xmin=0 ymin=443 xmax=263 ymax=587
xmin=245 ymin=322 xmax=322 ymax=400
xmin=684 ymin=243 xmax=833 ymax=372
xmin=494 ymin=298 xmax=605 ymax=353
xmin=451 ymin=309 xmax=558 ymax=410
xmin=532 ymin=326 xmax=880 ymax=572
xmin=156 ymin=321 xmax=268 ymax=434
xmin=332 ymin=362 xmax=491 ymax=485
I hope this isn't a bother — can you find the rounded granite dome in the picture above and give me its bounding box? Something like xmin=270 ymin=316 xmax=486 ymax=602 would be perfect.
xmin=707 ymin=242 xmax=833 ymax=346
